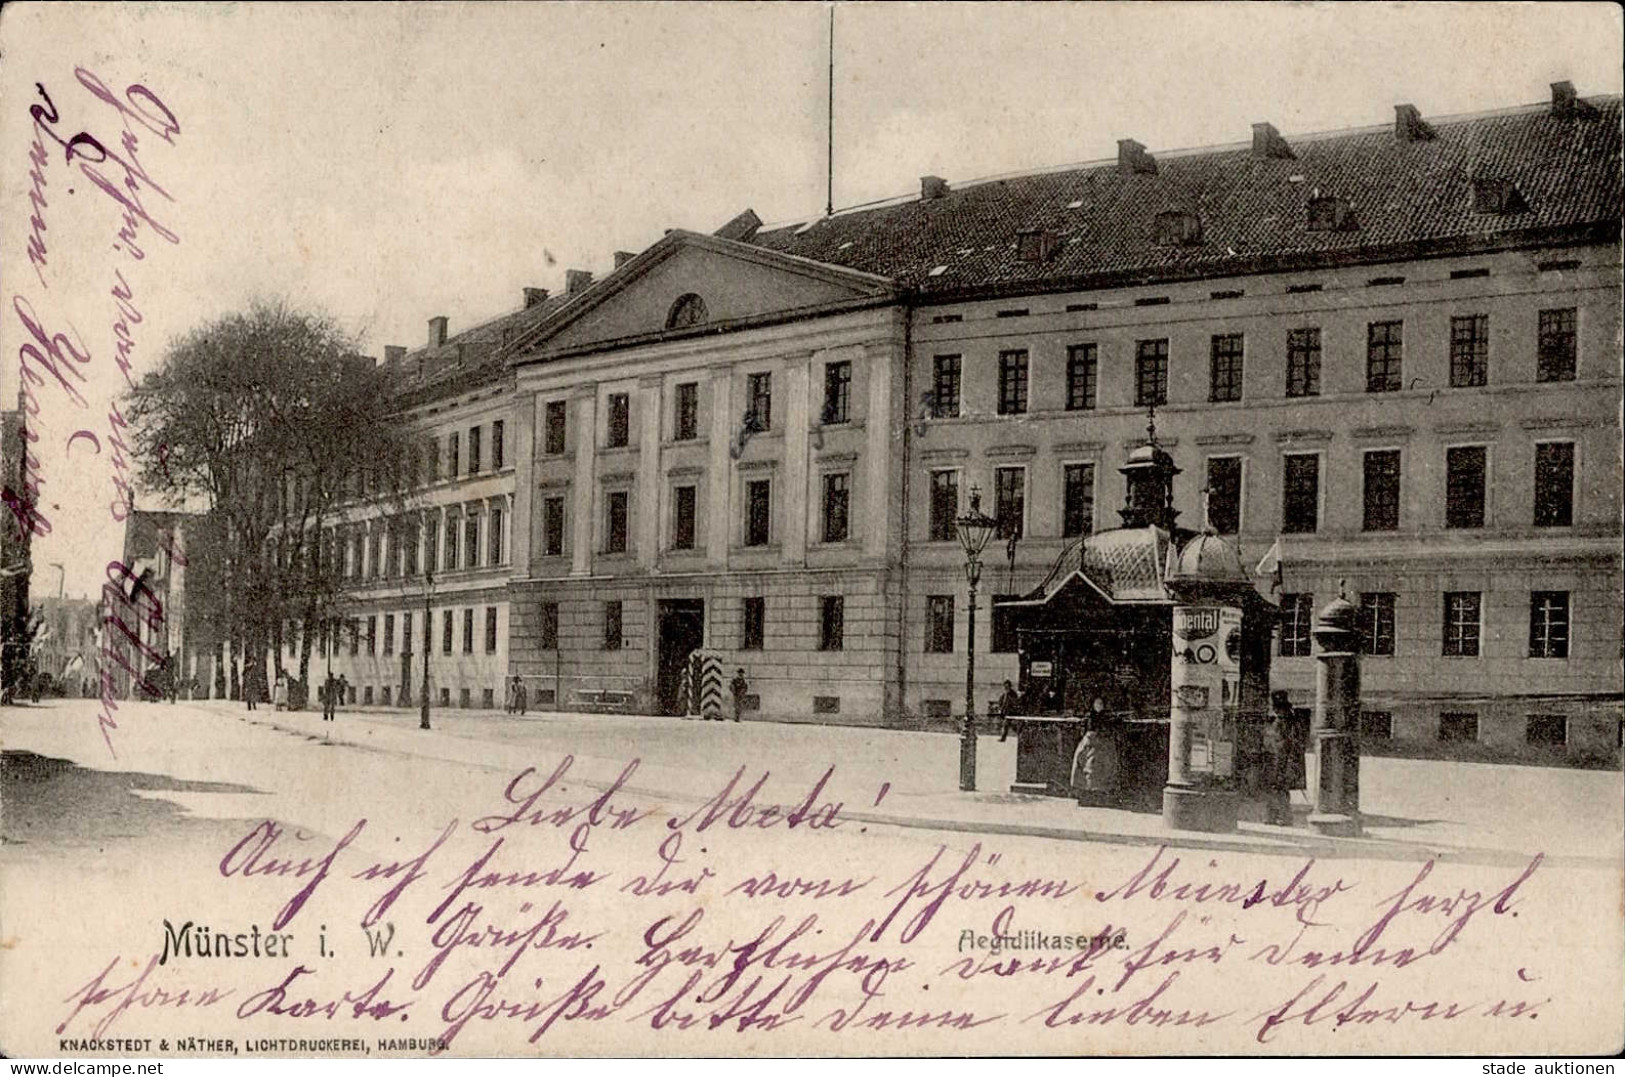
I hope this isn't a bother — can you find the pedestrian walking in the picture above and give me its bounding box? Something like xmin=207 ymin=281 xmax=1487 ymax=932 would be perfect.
xmin=515 ymin=676 xmax=528 ymax=717
xmin=322 ymin=673 xmax=337 ymax=720
xmin=997 ymin=679 xmax=1021 ymax=742
xmin=730 ymin=668 xmax=749 ymax=723
xmin=245 ymin=672 xmax=258 ymax=711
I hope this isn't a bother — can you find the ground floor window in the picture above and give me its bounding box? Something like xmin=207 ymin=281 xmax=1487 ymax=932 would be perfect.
xmin=1439 ymin=711 xmax=1478 ymax=742
xmin=820 ymin=596 xmax=844 ymax=651
xmin=1525 ymin=714 xmax=1567 ymax=746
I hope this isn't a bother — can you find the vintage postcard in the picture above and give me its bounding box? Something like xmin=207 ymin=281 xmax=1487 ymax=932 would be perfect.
xmin=2 ymin=1 xmax=1621 ymax=1061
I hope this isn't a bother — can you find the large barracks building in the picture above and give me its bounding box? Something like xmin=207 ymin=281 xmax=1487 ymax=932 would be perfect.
xmin=317 ymin=85 xmax=1619 ymax=763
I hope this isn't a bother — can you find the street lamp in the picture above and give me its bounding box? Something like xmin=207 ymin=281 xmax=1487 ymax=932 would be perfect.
xmin=955 ymin=486 xmax=999 ymax=792
xmin=420 ymin=570 xmax=433 ymax=730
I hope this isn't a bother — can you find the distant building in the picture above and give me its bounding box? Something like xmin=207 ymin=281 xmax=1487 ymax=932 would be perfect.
xmin=1 ymin=398 xmax=35 ymax=702
xmin=31 ymin=596 xmax=99 ymax=696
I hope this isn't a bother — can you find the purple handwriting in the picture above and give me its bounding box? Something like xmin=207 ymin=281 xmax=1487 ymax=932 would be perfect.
xmin=474 ymin=757 xmax=650 ymax=839
xmin=871 ymin=842 xmax=1079 ymax=946
xmin=665 ymin=765 xmax=845 ymax=834
xmin=236 ymin=966 xmax=409 ymax=1022
xmin=219 ymin=819 xmax=368 ymax=931
xmin=1095 ymin=845 xmax=1353 ymax=926
xmin=56 ymin=955 xmax=233 ymax=1039
xmin=1253 ymin=973 xmax=1548 ymax=1043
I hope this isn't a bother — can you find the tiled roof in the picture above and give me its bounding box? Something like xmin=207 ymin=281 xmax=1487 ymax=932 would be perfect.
xmin=749 ymin=98 xmax=1621 ymax=297
xmin=387 ymin=291 xmax=576 ymax=406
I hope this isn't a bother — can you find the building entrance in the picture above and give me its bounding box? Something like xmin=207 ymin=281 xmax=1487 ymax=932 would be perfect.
xmin=657 ymin=599 xmax=705 ymax=715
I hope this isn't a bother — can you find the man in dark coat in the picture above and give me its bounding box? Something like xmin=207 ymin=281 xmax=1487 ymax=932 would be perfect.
xmin=730 ymin=669 xmax=749 ymax=723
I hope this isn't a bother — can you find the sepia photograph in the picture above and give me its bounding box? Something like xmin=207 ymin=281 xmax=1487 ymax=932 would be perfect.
xmin=1 ymin=0 xmax=1621 ymax=1063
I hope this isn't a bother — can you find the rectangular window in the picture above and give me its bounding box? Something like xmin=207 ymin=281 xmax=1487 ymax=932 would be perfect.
xmin=1206 ymin=457 xmax=1242 ymax=536
xmin=545 ymin=401 xmax=567 ymax=455
xmin=468 ymin=425 xmax=483 ymax=474
xmin=1286 ymin=327 xmax=1321 ymax=397
xmin=484 ymin=607 xmax=498 ymax=654
xmin=423 ymin=525 xmax=437 ymax=574
xmin=1449 ymin=314 xmax=1488 ymax=387
xmin=442 ymin=610 xmax=453 ymax=654
xmin=604 ymin=490 xmax=629 ymax=554
xmin=448 ymin=432 xmax=460 ymax=477
xmin=538 ymin=602 xmax=558 ymax=651
xmin=463 ymin=608 xmax=474 ymax=654
xmin=1358 ymin=592 xmax=1396 ymax=656
xmin=543 ymin=496 xmax=565 ymax=557
xmin=822 ymin=472 xmax=850 ymax=543
xmin=1529 ymin=591 xmax=1570 ymax=659
xmin=991 ymin=595 xmax=1019 ymax=653
xmin=443 ymin=516 xmax=459 ymax=569
xmin=926 ymin=595 xmax=955 ymax=654
xmin=745 ymin=480 xmax=771 ymax=546
xmin=1066 ymin=344 xmax=1098 ymax=411
xmin=932 ymin=355 xmax=961 ymax=418
xmin=464 ymin=514 xmax=480 ymax=569
xmin=607 ymin=393 xmax=630 ymax=448
xmin=928 ymin=470 xmax=959 ymax=542
xmin=1282 ymin=454 xmax=1320 ymax=534
xmin=427 ymin=439 xmax=441 ymax=483
xmin=1063 ymin=463 xmax=1096 ymax=538
xmin=741 ymin=597 xmax=765 ymax=651
xmin=349 ymin=619 xmax=360 ymax=657
xmin=366 ymin=615 xmax=377 ymax=656
xmin=1366 ymin=321 xmax=1403 ymax=392
xmin=383 ymin=614 xmax=395 ymax=656
xmin=603 ymin=601 xmax=623 ymax=650
xmin=674 ymin=382 xmax=699 ymax=441
xmin=1526 ymin=714 xmax=1567 ymax=746
xmin=1537 ymin=308 xmax=1577 ymax=382
xmin=1534 ymin=442 xmax=1574 ymax=527
xmin=1445 ymin=446 xmax=1487 ymax=529
xmin=1279 ymin=593 xmax=1313 ymax=658
xmin=488 ymin=507 xmax=504 ymax=565
xmin=1362 ymin=450 xmax=1401 ymax=532
xmin=1361 ymin=711 xmax=1393 ymax=740
xmin=1135 ymin=339 xmax=1169 ymax=407
xmin=1443 ymin=591 xmax=1482 ymax=657
xmin=994 ymin=466 xmax=1025 ymax=540
xmin=823 ymin=361 xmax=851 ymax=424
xmin=1439 ymin=712 xmax=1479 ymax=743
xmin=491 ymin=420 xmax=505 ymax=470
xmin=747 ymin=372 xmax=772 ymax=431
xmin=671 ymin=485 xmax=697 ymax=550
xmin=998 ymin=350 xmax=1029 ymax=415
xmin=1209 ymin=333 xmax=1244 ymax=402
xmin=819 ymin=596 xmax=844 ymax=651
xmin=401 ymin=613 xmax=412 ymax=656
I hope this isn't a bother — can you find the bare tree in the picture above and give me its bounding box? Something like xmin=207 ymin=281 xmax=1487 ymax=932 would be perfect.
xmin=127 ymin=300 xmax=412 ymax=706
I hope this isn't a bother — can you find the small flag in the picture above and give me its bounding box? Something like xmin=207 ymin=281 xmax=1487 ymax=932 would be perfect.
xmin=1254 ymin=538 xmax=1284 ymax=597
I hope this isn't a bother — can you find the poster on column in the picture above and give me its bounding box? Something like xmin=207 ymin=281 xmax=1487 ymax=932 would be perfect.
xmin=2 ymin=1 xmax=1622 ymax=1065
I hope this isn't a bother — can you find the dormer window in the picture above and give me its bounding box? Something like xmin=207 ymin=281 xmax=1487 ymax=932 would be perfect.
xmin=1017 ymin=229 xmax=1059 ymax=262
xmin=666 ymin=293 xmax=708 ymax=330
xmin=1471 ymin=177 xmax=1528 ymax=215
xmin=1307 ymin=195 xmax=1358 ymax=232
xmin=1154 ymin=209 xmax=1202 ymax=246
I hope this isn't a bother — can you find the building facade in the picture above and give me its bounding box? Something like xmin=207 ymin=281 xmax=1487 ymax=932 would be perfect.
xmin=491 ymin=86 xmax=1620 ymax=762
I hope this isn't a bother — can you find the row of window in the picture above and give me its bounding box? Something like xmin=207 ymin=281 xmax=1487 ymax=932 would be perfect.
xmin=320 ymin=607 xmax=503 ymax=657
xmin=540 ymin=362 xmax=858 ymax=456
xmin=930 ymin=307 xmax=1580 ymax=417
xmin=1278 ymin=590 xmax=1574 ymax=659
xmin=1361 ymin=710 xmax=1584 ymax=748
xmin=432 ymin=420 xmax=506 ymax=481
xmin=531 ymin=595 xmax=847 ymax=653
xmin=342 ymin=507 xmax=506 ymax=580
xmin=925 ymin=436 xmax=1576 ymax=545
xmin=350 ymin=685 xmax=501 ymax=709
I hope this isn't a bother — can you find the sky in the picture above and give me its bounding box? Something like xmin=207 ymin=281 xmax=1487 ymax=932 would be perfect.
xmin=2 ymin=1 xmax=1621 ymax=599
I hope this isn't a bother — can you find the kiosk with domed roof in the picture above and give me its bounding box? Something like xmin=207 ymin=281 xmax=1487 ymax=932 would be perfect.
xmin=995 ymin=419 xmax=1280 ymax=832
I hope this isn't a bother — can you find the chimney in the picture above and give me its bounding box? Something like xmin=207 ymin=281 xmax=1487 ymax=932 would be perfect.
xmin=1117 ymin=139 xmax=1157 ymax=175
xmin=613 ymin=250 xmax=635 ymax=270
xmin=383 ymin=345 xmax=406 ymax=366
xmin=920 ymin=175 xmax=950 ymax=200
xmin=1394 ymin=104 xmax=1436 ymax=142
xmin=713 ymin=208 xmax=762 ymax=241
xmin=1251 ymin=122 xmax=1295 ymax=159
xmin=1551 ymin=80 xmax=1577 ymax=118
xmin=522 ymin=287 xmax=549 ymax=309
xmin=427 ymin=316 xmax=448 ymax=348
xmin=566 ymin=269 xmax=594 ymax=296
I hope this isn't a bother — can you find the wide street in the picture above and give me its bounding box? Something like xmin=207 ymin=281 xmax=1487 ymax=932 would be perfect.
xmin=2 ymin=697 xmax=1621 ymax=1056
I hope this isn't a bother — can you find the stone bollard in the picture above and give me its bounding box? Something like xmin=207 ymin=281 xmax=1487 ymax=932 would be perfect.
xmin=1308 ymin=595 xmax=1362 ymax=836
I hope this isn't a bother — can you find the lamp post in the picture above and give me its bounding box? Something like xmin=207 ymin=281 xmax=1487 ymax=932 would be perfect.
xmin=955 ymin=488 xmax=999 ymax=792
xmin=420 ymin=571 xmax=433 ymax=730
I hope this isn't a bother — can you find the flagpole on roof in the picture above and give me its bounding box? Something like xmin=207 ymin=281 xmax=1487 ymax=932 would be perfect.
xmin=826 ymin=4 xmax=835 ymax=218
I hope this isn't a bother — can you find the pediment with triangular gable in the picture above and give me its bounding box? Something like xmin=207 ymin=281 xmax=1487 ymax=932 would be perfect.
xmin=510 ymin=230 xmax=897 ymax=359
